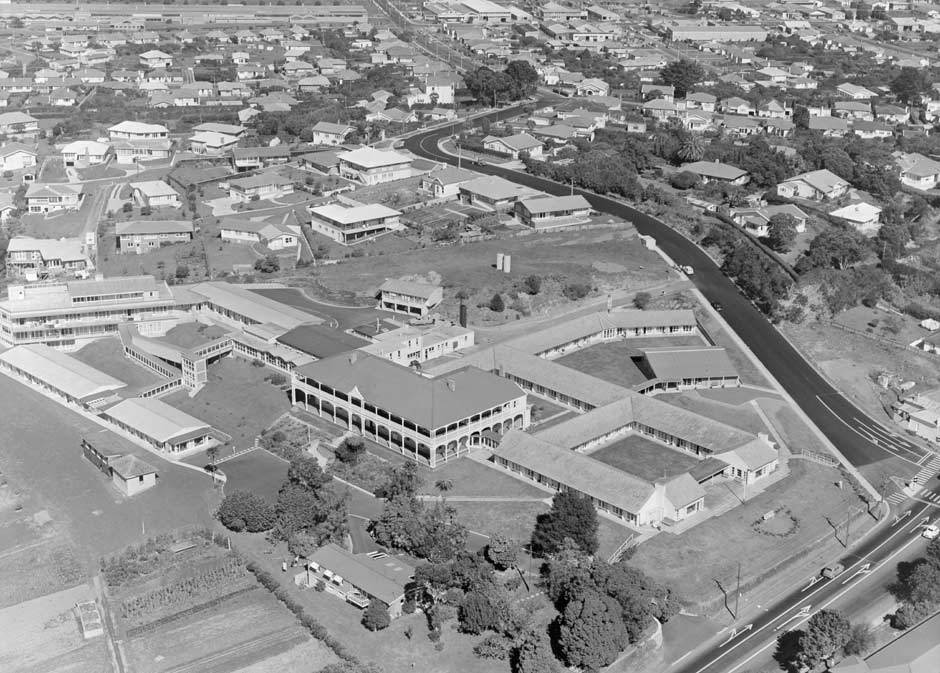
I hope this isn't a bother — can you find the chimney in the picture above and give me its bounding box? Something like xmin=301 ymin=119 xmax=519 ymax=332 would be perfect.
xmin=349 ymin=352 xmax=357 ymax=365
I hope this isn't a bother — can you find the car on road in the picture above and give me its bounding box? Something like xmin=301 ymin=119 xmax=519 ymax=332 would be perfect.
xmin=821 ymin=563 xmax=844 ymax=579
xmin=923 ymin=524 xmax=939 ymax=540
xmin=711 ymin=301 xmax=723 ymax=312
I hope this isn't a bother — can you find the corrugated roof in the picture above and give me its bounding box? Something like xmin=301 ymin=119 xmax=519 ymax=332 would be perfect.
xmin=309 ymin=543 xmax=412 ymax=605
xmin=295 ymin=351 xmax=524 ymax=429
xmin=378 ymin=278 xmax=440 ymax=300
xmin=642 ymin=346 xmax=737 ymax=380
xmin=0 ymin=343 xmax=126 ymax=401
xmin=338 ymin=147 xmax=411 ymax=169
xmin=104 ymin=397 xmax=210 ymax=444
xmin=116 ymin=220 xmax=194 ymax=236
xmin=277 ymin=324 xmax=369 ymax=358
xmin=187 ymin=282 xmax=321 ymax=329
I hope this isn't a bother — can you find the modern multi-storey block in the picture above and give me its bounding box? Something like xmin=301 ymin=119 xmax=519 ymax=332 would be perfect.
xmin=338 ymin=147 xmax=413 ymax=185
xmin=377 ymin=278 xmax=443 ymax=317
xmin=0 ymin=276 xmax=178 ymax=349
xmin=115 ymin=220 xmax=194 ymax=254
xmin=5 ymin=237 xmax=92 ymax=279
xmin=26 ymin=183 xmax=84 ymax=213
xmin=308 ymin=203 xmax=403 ymax=245
xmin=292 ymin=351 xmax=529 ymax=467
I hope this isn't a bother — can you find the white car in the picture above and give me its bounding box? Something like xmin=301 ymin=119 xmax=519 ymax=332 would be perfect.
xmin=923 ymin=524 xmax=939 ymax=540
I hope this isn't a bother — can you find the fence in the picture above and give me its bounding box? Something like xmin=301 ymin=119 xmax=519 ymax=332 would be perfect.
xmin=799 ymin=448 xmax=839 ymax=468
xmin=607 ymin=534 xmax=638 ymax=564
xmin=827 ymin=321 xmax=919 ymax=353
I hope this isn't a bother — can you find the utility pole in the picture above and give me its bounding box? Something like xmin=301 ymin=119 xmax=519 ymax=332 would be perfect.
xmin=734 ymin=561 xmax=742 ymax=619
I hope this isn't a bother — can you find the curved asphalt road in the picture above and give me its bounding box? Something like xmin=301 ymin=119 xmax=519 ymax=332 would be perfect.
xmin=404 ymin=103 xmax=928 ymax=477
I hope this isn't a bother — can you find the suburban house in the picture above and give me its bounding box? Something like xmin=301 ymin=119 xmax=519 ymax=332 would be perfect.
xmin=232 ymin=146 xmax=291 ymax=171
xmin=219 ymin=215 xmax=299 ymax=249
xmin=5 ymin=237 xmax=91 ymax=278
xmin=290 ymin=351 xmax=528 ymax=468
xmin=25 ymin=183 xmax=84 ymax=213
xmin=131 ymin=180 xmax=180 ymax=208
xmin=514 ymin=195 xmax=593 ymax=228
xmin=377 ymin=278 xmax=443 ymax=317
xmin=299 ymin=543 xmax=414 ymax=618
xmin=311 ymin=121 xmax=354 ymax=146
xmin=829 ymin=201 xmax=883 ymax=236
xmin=680 ymin=161 xmax=750 ymax=186
xmin=420 ymin=166 xmax=477 ymax=199
xmin=228 ymin=173 xmax=294 ymax=202
xmin=836 ymin=83 xmax=876 ymax=99
xmin=338 ymin=147 xmax=413 ymax=185
xmin=404 ymin=75 xmax=455 ymax=106
xmin=116 ymin=220 xmax=195 ymax=254
xmin=0 ymin=143 xmax=37 ymax=171
xmin=458 ymin=176 xmax=539 ymax=212
xmin=190 ymin=131 xmax=239 ymax=156
xmin=776 ymin=169 xmax=849 ymax=201
xmin=482 ymin=133 xmax=543 ymax=159
xmin=731 ymin=204 xmax=809 ymax=237
xmin=896 ymin=152 xmax=940 ymax=191
xmin=109 ymin=121 xmax=169 ymax=141
xmin=893 ymin=389 xmax=940 ymax=442
xmin=139 ymin=50 xmax=173 ymax=68
xmin=0 ymin=112 xmax=40 ymax=137
xmin=308 ymin=203 xmax=403 ymax=245
xmin=61 ymin=140 xmax=111 ymax=167
xmin=112 ymin=139 xmax=173 ymax=164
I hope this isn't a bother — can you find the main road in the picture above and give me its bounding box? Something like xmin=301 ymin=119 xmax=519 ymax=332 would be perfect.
xmin=403 ymin=102 xmax=932 ymax=482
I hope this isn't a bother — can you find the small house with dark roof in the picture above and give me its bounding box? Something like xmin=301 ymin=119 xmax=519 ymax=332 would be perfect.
xmin=81 ymin=431 xmax=159 ymax=496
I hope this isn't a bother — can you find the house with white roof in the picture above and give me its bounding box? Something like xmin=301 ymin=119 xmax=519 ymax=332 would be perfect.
xmin=420 ymin=166 xmax=478 ymax=199
xmin=377 ymin=278 xmax=443 ymax=317
xmin=5 ymin=236 xmax=91 ymax=278
xmin=731 ymin=204 xmax=809 ymax=237
xmin=190 ymin=131 xmax=239 ymax=156
xmin=836 ymin=83 xmax=876 ymax=99
xmin=0 ymin=143 xmax=37 ymax=171
xmin=777 ymin=169 xmax=849 ymax=201
xmin=102 ymin=397 xmax=214 ymax=454
xmin=25 ymin=183 xmax=84 ymax=213
xmin=139 ymin=50 xmax=173 ymax=69
xmin=482 ymin=133 xmax=543 ymax=159
xmin=227 ymin=173 xmax=294 ymax=202
xmin=61 ymin=140 xmax=111 ymax=167
xmin=514 ymin=195 xmax=592 ymax=229
xmin=0 ymin=111 xmax=39 ymax=138
xmin=131 ymin=180 xmax=180 ymax=209
xmin=829 ymin=201 xmax=882 ymax=236
xmin=109 ymin=121 xmax=169 ymax=141
xmin=219 ymin=215 xmax=299 ymax=249
xmin=338 ymin=147 xmax=413 ymax=185
xmin=896 ymin=152 xmax=940 ymax=191
xmin=309 ymin=203 xmax=403 ymax=245
xmin=311 ymin=121 xmax=354 ymax=146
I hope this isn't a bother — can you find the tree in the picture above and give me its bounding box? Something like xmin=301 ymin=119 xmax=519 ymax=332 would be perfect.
xmin=504 ymin=60 xmax=540 ymax=96
xmin=890 ymin=67 xmax=927 ymax=104
xmin=523 ymin=275 xmax=541 ymax=295
xmin=796 ymin=228 xmax=867 ymax=271
xmin=633 ymin=291 xmax=652 ymax=309
xmin=670 ymin=170 xmax=700 ymax=190
xmin=381 ymin=461 xmax=421 ymax=499
xmin=489 ymin=293 xmax=505 ymax=313
xmin=335 ymin=437 xmax=366 ymax=464
xmin=371 ymin=495 xmax=427 ymax=551
xmin=798 ymin=609 xmax=851 ymax=669
xmin=556 ymin=589 xmax=629 ymax=670
xmin=254 ymin=254 xmax=280 ymax=273
xmin=175 ymin=263 xmax=190 ymax=280
xmin=459 ymin=590 xmax=505 ymax=634
xmin=206 ymin=445 xmax=220 ymax=464
xmin=676 ymin=134 xmax=706 ymax=163
xmin=512 ymin=629 xmax=562 ymax=673
xmin=820 ymin=147 xmax=854 ymax=181
xmin=287 ymin=454 xmax=331 ymax=491
xmin=659 ymin=59 xmax=706 ymax=97
xmin=362 ymin=599 xmax=390 ymax=631
xmin=531 ymin=491 xmax=599 ymax=557
xmin=217 ymin=490 xmax=276 ymax=532
xmin=434 ymin=479 xmax=454 ymax=496
xmin=486 ymin=533 xmax=521 ymax=570
xmin=766 ymin=213 xmax=798 ymax=252
xmin=843 ymin=623 xmax=875 ymax=657
xmin=274 ymin=482 xmax=349 ymax=549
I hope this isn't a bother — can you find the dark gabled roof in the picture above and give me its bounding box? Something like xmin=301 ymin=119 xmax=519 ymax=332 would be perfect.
xmin=277 ymin=324 xmax=369 ymax=359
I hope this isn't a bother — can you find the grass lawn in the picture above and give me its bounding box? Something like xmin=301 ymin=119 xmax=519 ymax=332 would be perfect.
xmin=415 ymin=458 xmax=548 ymax=498
xmin=629 ymin=461 xmax=873 ymax=611
xmin=657 ymin=391 xmax=771 ymax=436
xmin=72 ymin=337 xmax=167 ymax=394
xmin=20 ymin=211 xmax=86 ymax=239
xmin=160 ymin=322 xmax=229 ymax=349
xmin=597 ymin=516 xmax=638 ymax=562
xmin=163 ymin=358 xmax=290 ymax=450
xmin=39 ymin=157 xmax=68 ymax=182
xmin=555 ymin=340 xmax=651 ymax=387
xmin=77 ymin=164 xmax=125 ymax=180
xmin=220 ymin=450 xmax=289 ymax=503
xmin=699 ymin=387 xmax=780 ymax=406
xmin=529 ymin=396 xmax=569 ymax=423
xmin=450 ymin=501 xmax=549 ymax=541
xmin=205 ymin=239 xmax=262 ymax=276
xmin=588 ymin=434 xmax=700 ymax=482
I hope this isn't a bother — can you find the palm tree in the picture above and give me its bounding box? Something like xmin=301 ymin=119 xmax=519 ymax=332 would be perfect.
xmin=677 ymin=134 xmax=706 ymax=163
xmin=435 ymin=479 xmax=454 ymax=498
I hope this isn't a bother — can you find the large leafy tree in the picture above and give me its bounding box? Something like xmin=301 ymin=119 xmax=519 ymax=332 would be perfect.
xmin=796 ymin=227 xmax=868 ymax=272
xmin=766 ymin=214 xmax=798 ymax=252
xmin=890 ymin=67 xmax=928 ymax=104
xmin=659 ymin=59 xmax=706 ymax=97
xmin=504 ymin=60 xmax=540 ymax=96
xmin=217 ymin=490 xmax=276 ymax=533
xmin=531 ymin=491 xmax=599 ymax=557
xmin=556 ymin=589 xmax=629 ymax=670
xmin=677 ymin=133 xmax=706 ymax=163
xmin=798 ymin=609 xmax=851 ymax=668
xmin=513 ymin=629 xmax=562 ymax=673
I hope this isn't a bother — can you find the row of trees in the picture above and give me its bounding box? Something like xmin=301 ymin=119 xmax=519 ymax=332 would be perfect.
xmin=775 ymin=609 xmax=875 ymax=672
xmin=891 ymin=536 xmax=940 ymax=628
xmin=463 ymin=60 xmax=540 ymax=104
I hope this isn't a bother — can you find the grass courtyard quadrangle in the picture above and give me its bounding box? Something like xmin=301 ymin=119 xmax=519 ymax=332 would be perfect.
xmin=588 ymin=434 xmax=701 ymax=482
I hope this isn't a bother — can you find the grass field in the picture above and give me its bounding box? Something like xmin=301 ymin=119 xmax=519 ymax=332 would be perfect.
xmin=588 ymin=434 xmax=700 ymax=482
xmin=221 ymin=450 xmax=289 ymax=503
xmin=72 ymin=337 xmax=167 ymax=393
xmin=555 ymin=340 xmax=651 ymax=387
xmin=450 ymin=501 xmax=549 ymax=542
xmin=164 ymin=358 xmax=290 ymax=450
xmin=204 ymin=239 xmax=265 ymax=276
xmin=160 ymin=322 xmax=229 ymax=349
xmin=97 ymin=224 xmax=209 ymax=283
xmin=125 ymin=588 xmax=338 ymax=673
xmin=416 ymin=458 xmax=548 ymax=498
xmin=629 ymin=461 xmax=874 ymax=610
xmin=699 ymin=387 xmax=780 ymax=405
xmin=657 ymin=391 xmax=772 ymax=436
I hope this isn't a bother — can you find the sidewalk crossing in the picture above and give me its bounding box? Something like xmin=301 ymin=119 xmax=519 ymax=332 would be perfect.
xmin=886 ymin=454 xmax=940 ymax=505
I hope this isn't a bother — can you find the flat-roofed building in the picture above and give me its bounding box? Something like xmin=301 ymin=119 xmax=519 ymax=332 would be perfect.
xmin=357 ymin=321 xmax=475 ymax=366
xmin=0 ymin=275 xmax=178 ymax=349
xmin=108 ymin=121 xmax=169 ymax=141
xmin=116 ymin=220 xmax=194 ymax=254
xmin=5 ymin=236 xmax=91 ymax=279
xmin=308 ymin=203 xmax=403 ymax=245
xmin=102 ymin=397 xmax=214 ymax=454
xmin=277 ymin=324 xmax=370 ymax=360
xmin=514 ymin=195 xmax=592 ymax=228
xmin=338 ymin=147 xmax=413 ymax=185
xmin=0 ymin=343 xmax=126 ymax=406
xmin=292 ymin=351 xmax=528 ymax=467
xmin=377 ymin=278 xmax=443 ymax=317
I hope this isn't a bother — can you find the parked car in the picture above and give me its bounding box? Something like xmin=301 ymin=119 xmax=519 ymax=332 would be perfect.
xmin=821 ymin=563 xmax=844 ymax=579
xmin=923 ymin=524 xmax=939 ymax=540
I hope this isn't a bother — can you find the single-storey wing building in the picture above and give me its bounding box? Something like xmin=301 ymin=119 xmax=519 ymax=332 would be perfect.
xmin=680 ymin=161 xmax=749 ymax=186
xmin=81 ymin=432 xmax=159 ymax=496
xmin=101 ymin=397 xmax=214 ymax=454
xmin=638 ymin=346 xmax=740 ymax=392
xmin=0 ymin=343 xmax=126 ymax=407
xmin=514 ymin=194 xmax=592 ymax=228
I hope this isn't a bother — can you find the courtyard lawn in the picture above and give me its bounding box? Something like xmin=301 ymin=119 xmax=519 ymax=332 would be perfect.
xmin=160 ymin=322 xmax=229 ymax=349
xmin=529 ymin=396 xmax=569 ymax=423
xmin=699 ymin=387 xmax=780 ymax=406
xmin=629 ymin=460 xmax=874 ymax=611
xmin=588 ymin=435 xmax=700 ymax=483
xmin=450 ymin=501 xmax=549 ymax=543
xmin=204 ymin=240 xmax=263 ymax=276
xmin=220 ymin=450 xmax=289 ymax=503
xmin=163 ymin=358 xmax=290 ymax=450
xmin=415 ymin=457 xmax=548 ymax=498
xmin=597 ymin=516 xmax=638 ymax=562
xmin=555 ymin=340 xmax=650 ymax=387
xmin=657 ymin=391 xmax=772 ymax=436
xmin=72 ymin=337 xmax=167 ymax=394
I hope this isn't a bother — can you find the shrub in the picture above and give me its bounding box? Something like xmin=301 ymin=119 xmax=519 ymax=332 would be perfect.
xmin=523 ymin=275 xmax=542 ymax=295
xmin=562 ymin=283 xmax=591 ymax=301
xmin=175 ymin=264 xmax=190 ymax=280
xmin=474 ymin=634 xmax=511 ymax=660
xmin=335 ymin=437 xmax=366 ymax=465
xmin=633 ymin=291 xmax=652 ymax=309
xmin=216 ymin=490 xmax=275 ymax=532
xmin=489 ymin=293 xmax=505 ymax=313
xmin=254 ymin=254 xmax=280 ymax=274
xmin=362 ymin=599 xmax=390 ymax=631
xmin=670 ymin=170 xmax=700 ymax=190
